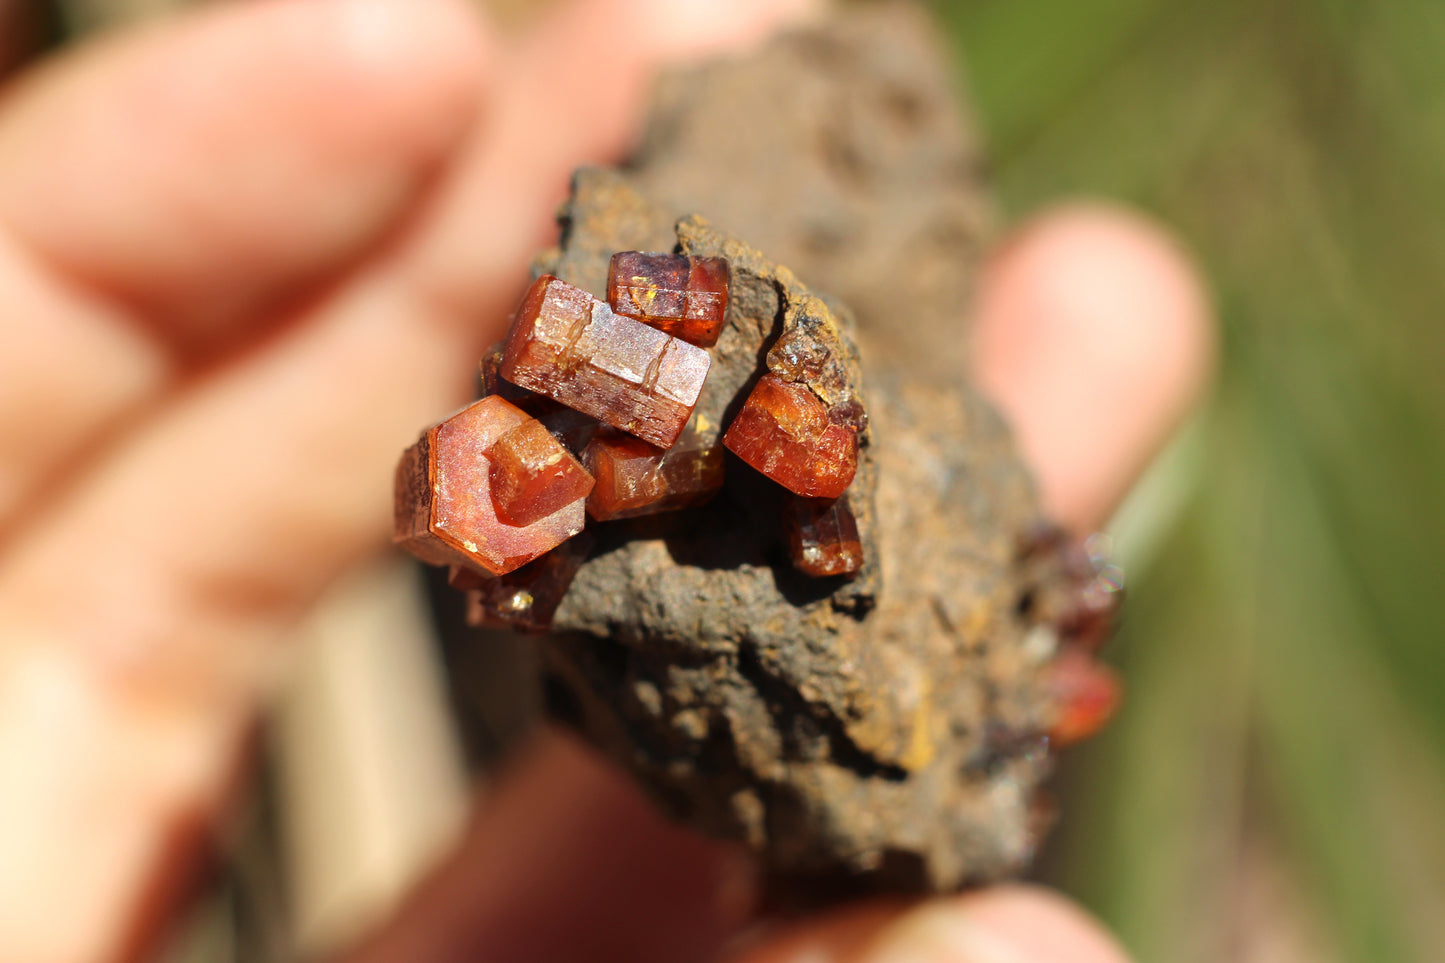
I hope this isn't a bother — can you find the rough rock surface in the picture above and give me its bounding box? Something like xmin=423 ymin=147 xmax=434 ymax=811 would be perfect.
xmin=531 ymin=169 xmax=1068 ymax=898
xmin=453 ymin=2 xmax=1085 ymax=900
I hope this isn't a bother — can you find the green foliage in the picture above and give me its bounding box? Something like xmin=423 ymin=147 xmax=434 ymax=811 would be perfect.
xmin=938 ymin=0 xmax=1445 ymax=959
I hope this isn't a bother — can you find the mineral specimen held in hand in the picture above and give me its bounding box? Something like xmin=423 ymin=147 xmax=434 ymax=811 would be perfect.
xmin=393 ymin=396 xmax=586 ymax=576
xmin=500 ymin=274 xmax=711 ymax=448
xmin=723 ymin=373 xmax=859 ymax=498
xmin=486 ymin=418 xmax=595 ymax=527
xmin=607 ymin=251 xmax=731 ymax=347
xmin=466 ymin=532 xmax=595 ymax=632
xmin=582 ymin=428 xmax=725 ymax=521
xmin=397 ymin=153 xmax=1119 ymax=902
xmin=787 ymin=494 xmax=863 ymax=577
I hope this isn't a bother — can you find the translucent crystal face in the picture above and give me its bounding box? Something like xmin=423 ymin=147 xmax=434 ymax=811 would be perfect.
xmin=787 ymin=495 xmax=863 ymax=577
xmin=607 ymin=251 xmax=731 ymax=348
xmin=500 ymin=275 xmax=711 ymax=449
xmin=486 ymin=418 xmax=594 ymax=527
xmin=722 ymin=374 xmax=859 ymax=499
xmin=411 ymin=396 xmax=588 ymax=576
xmin=583 ymin=429 xmax=725 ymax=521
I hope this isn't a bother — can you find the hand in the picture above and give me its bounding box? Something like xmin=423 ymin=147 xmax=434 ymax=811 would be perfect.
xmin=0 ymin=1 xmax=1212 ymax=961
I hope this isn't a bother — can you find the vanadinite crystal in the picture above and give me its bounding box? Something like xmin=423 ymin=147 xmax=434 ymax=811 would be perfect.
xmin=482 ymin=344 xmax=599 ymax=454
xmin=607 ymin=251 xmax=731 ymax=347
xmin=582 ymin=428 xmax=725 ymax=521
xmin=1043 ymin=647 xmax=1122 ymax=746
xmin=466 ymin=532 xmax=594 ymax=632
xmin=393 ymin=396 xmax=587 ymax=576
xmin=723 ymin=374 xmax=858 ymax=499
xmin=500 ymin=274 xmax=711 ymax=449
xmin=486 ymin=418 xmax=594 ymax=527
xmin=787 ymin=495 xmax=863 ymax=577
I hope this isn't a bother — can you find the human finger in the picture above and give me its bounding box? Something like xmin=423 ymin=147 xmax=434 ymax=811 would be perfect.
xmin=339 ymin=731 xmax=756 ymax=963
xmin=398 ymin=0 xmax=822 ymax=324
xmin=732 ymin=886 xmax=1131 ymax=963
xmin=0 ymin=1 xmax=817 ymax=959
xmin=0 ymin=0 xmax=488 ymax=530
xmin=969 ymin=204 xmax=1216 ymax=533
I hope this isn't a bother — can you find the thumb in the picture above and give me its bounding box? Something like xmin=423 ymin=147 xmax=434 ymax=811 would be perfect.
xmin=735 ymin=886 xmax=1132 ymax=963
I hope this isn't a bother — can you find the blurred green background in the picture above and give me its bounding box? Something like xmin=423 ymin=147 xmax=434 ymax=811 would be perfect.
xmin=41 ymin=0 xmax=1445 ymax=961
xmin=935 ymin=1 xmax=1445 ymax=960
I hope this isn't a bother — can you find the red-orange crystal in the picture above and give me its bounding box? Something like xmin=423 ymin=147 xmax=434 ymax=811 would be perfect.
xmin=500 ymin=274 xmax=711 ymax=449
xmin=787 ymin=495 xmax=863 ymax=577
xmin=479 ymin=343 xmax=535 ymax=405
xmin=393 ymin=396 xmax=586 ymax=576
xmin=607 ymin=251 xmax=731 ymax=347
xmin=723 ymin=374 xmax=858 ymax=498
xmin=486 ymin=418 xmax=595 ymax=527
xmin=465 ymin=532 xmax=594 ymax=632
xmin=582 ymin=429 xmax=725 ymax=521
xmin=1044 ymin=648 xmax=1122 ymax=746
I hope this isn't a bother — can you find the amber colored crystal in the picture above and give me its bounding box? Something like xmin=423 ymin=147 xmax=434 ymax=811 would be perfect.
xmin=582 ymin=428 xmax=725 ymax=521
xmin=500 ymin=275 xmax=711 ymax=449
xmin=486 ymin=418 xmax=594 ymax=527
xmin=1044 ymin=648 xmax=1122 ymax=746
xmin=447 ymin=565 xmax=488 ymax=592
xmin=607 ymin=251 xmax=731 ymax=347
xmin=723 ymin=374 xmax=858 ymax=498
xmin=393 ymin=396 xmax=586 ymax=576
xmin=479 ymin=343 xmax=535 ymax=405
xmin=466 ymin=532 xmax=594 ymax=632
xmin=787 ymin=495 xmax=863 ymax=577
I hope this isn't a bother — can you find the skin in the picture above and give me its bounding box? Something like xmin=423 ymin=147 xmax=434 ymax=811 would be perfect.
xmin=0 ymin=1 xmax=1213 ymax=961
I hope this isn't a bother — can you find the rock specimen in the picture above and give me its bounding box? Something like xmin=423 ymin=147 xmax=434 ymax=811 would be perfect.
xmin=479 ymin=168 xmax=1109 ymax=900
xmin=607 ymin=251 xmax=731 ymax=347
xmin=411 ymin=0 xmax=1125 ymax=904
xmin=500 ymin=273 xmax=711 ymax=449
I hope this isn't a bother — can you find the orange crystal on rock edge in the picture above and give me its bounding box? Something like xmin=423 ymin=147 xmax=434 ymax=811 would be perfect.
xmin=723 ymin=374 xmax=859 ymax=499
xmin=500 ymin=274 xmax=711 ymax=449
xmin=392 ymin=396 xmax=586 ymax=576
xmin=607 ymin=251 xmax=731 ymax=347
xmin=787 ymin=495 xmax=863 ymax=577
xmin=465 ymin=531 xmax=595 ymax=632
xmin=582 ymin=428 xmax=726 ymax=521
xmin=486 ymin=418 xmax=595 ymax=527
xmin=1044 ymin=647 xmax=1122 ymax=746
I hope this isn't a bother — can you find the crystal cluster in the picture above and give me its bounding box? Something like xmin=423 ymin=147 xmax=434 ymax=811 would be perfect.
xmin=500 ymin=274 xmax=710 ymax=449
xmin=394 ymin=251 xmax=868 ymax=630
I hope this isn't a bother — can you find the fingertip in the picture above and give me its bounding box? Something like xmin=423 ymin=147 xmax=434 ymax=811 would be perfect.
xmin=343 ymin=730 xmax=756 ymax=963
xmin=970 ymin=203 xmax=1216 ymax=532
xmin=949 ymin=884 xmax=1133 ymax=963
xmin=0 ymin=0 xmax=494 ymax=344
xmin=733 ymin=887 xmax=1131 ymax=963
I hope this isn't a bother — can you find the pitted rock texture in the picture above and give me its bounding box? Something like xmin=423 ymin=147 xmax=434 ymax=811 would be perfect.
xmin=532 ymin=171 xmax=1070 ymax=898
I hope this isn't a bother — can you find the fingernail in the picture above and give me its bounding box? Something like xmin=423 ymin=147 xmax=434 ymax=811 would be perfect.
xmin=854 ymin=901 xmax=1033 ymax=963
